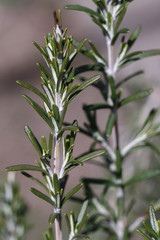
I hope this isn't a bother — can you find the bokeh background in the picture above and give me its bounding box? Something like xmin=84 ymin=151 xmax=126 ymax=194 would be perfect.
xmin=0 ymin=0 xmax=160 ymax=239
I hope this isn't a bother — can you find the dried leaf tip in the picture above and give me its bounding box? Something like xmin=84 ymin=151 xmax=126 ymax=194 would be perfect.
xmin=53 ymin=9 xmax=61 ymax=28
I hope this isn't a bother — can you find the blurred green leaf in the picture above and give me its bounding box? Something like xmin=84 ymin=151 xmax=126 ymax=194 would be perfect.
xmin=43 ymin=227 xmax=54 ymax=240
xmin=72 ymin=234 xmax=89 ymax=239
xmin=114 ymin=6 xmax=127 ymax=33
xmin=75 ymin=64 xmax=104 ymax=76
xmin=119 ymin=89 xmax=153 ymax=107
xmin=82 ymin=177 xmax=116 ymax=187
xmin=125 ymin=169 xmax=160 ymax=187
xmin=144 ymin=141 xmax=160 ymax=157
xmin=122 ymin=50 xmax=160 ymax=67
xmin=116 ymin=70 xmax=144 ymax=88
xmin=136 ymin=109 xmax=157 ymax=137
xmin=127 ymin=25 xmax=141 ymax=51
xmin=77 ymin=200 xmax=88 ymax=227
xmin=112 ymin=28 xmax=130 ymax=45
xmin=49 ymin=213 xmax=59 ymax=224
xmin=109 ymin=76 xmax=116 ymax=101
xmin=83 ymin=103 xmax=112 ymax=111
xmin=105 ymin=112 xmax=116 ymax=137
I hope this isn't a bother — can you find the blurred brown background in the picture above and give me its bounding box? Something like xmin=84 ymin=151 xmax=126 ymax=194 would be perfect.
xmin=0 ymin=0 xmax=160 ymax=239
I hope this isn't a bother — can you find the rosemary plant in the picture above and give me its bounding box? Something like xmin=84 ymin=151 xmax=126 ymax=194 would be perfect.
xmin=0 ymin=172 xmax=28 ymax=240
xmin=65 ymin=0 xmax=160 ymax=239
xmin=5 ymin=10 xmax=104 ymax=240
xmin=4 ymin=1 xmax=160 ymax=239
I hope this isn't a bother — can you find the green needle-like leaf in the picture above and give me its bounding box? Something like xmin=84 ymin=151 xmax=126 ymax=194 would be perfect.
xmin=83 ymin=103 xmax=112 ymax=111
xmin=75 ymin=150 xmax=105 ymax=163
xmin=89 ymin=40 xmax=106 ymax=63
xmin=149 ymin=205 xmax=159 ymax=234
xmin=114 ymin=6 xmax=127 ymax=33
xmin=5 ymin=164 xmax=48 ymax=175
xmin=143 ymin=221 xmax=158 ymax=238
xmin=48 ymin=132 xmax=53 ymax=158
xmin=36 ymin=62 xmax=53 ymax=82
xmin=136 ymin=109 xmax=157 ymax=137
xmin=43 ymin=227 xmax=54 ymax=240
xmin=49 ymin=213 xmax=59 ymax=224
xmin=125 ymin=169 xmax=160 ymax=187
xmin=116 ymin=70 xmax=144 ymax=88
xmin=21 ymin=171 xmax=49 ymax=193
xmin=77 ymin=200 xmax=88 ymax=227
xmin=31 ymin=187 xmax=54 ymax=206
xmin=65 ymin=5 xmax=104 ymax=21
xmin=52 ymin=104 xmax=60 ymax=123
xmin=72 ymin=39 xmax=99 ymax=63
xmin=68 ymin=75 xmax=101 ymax=102
xmin=17 ymin=80 xmax=49 ymax=105
xmin=24 ymin=125 xmax=42 ymax=156
xmin=119 ymin=89 xmax=153 ymax=107
xmin=72 ymin=234 xmax=89 ymax=240
xmin=53 ymin=173 xmax=60 ymax=194
xmin=75 ymin=64 xmax=104 ymax=76
xmin=57 ymin=125 xmax=79 ymax=139
xmin=122 ymin=50 xmax=160 ymax=67
xmin=127 ymin=25 xmax=141 ymax=51
xmin=23 ymin=94 xmax=54 ymax=130
xmin=112 ymin=28 xmax=130 ymax=45
xmin=106 ymin=112 xmax=116 ymax=137
xmin=82 ymin=178 xmax=116 ymax=187
xmin=62 ymin=183 xmax=83 ymax=205
xmin=41 ymin=136 xmax=47 ymax=153
xmin=137 ymin=229 xmax=151 ymax=240
xmin=33 ymin=41 xmax=48 ymax=59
